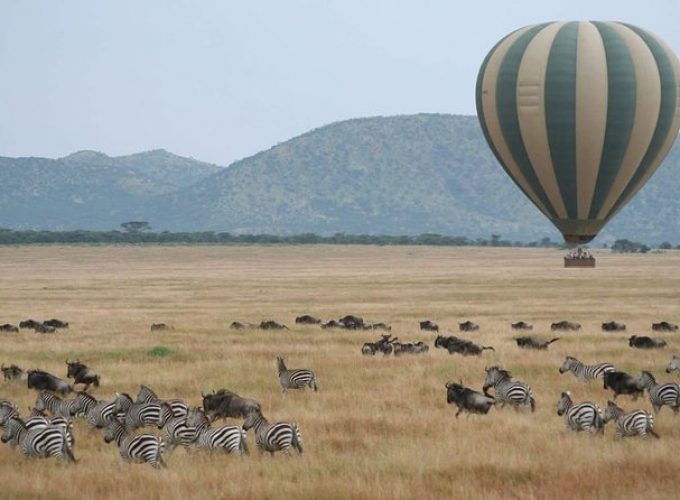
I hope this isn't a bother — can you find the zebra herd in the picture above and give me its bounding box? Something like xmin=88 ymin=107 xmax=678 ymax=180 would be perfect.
xmin=0 ymin=356 xmax=317 ymax=468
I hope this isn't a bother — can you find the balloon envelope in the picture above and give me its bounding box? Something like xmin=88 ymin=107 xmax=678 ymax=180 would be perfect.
xmin=476 ymin=21 xmax=680 ymax=244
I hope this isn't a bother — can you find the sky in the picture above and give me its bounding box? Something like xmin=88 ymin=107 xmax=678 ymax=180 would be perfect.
xmin=2 ymin=0 xmax=679 ymax=166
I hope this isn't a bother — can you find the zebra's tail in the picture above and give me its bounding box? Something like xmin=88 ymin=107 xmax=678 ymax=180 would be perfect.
xmin=291 ymin=424 xmax=303 ymax=455
xmin=240 ymin=428 xmax=249 ymax=455
xmin=156 ymin=437 xmax=167 ymax=468
xmin=594 ymin=411 xmax=605 ymax=435
xmin=311 ymin=378 xmax=318 ymax=392
xmin=529 ymin=392 xmax=536 ymax=413
xmin=63 ymin=432 xmax=77 ymax=463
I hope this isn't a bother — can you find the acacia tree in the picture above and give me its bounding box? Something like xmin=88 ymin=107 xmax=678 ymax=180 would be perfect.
xmin=120 ymin=221 xmax=151 ymax=233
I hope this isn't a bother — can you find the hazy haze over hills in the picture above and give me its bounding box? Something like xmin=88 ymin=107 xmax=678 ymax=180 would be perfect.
xmin=1 ymin=114 xmax=679 ymax=244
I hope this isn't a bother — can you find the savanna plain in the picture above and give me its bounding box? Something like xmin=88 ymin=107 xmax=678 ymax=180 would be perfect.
xmin=0 ymin=245 xmax=679 ymax=500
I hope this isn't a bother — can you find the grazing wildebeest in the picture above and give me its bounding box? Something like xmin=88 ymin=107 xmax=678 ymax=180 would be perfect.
xmin=34 ymin=324 xmax=56 ymax=334
xmin=514 ymin=336 xmax=560 ymax=350
xmin=0 ymin=324 xmax=19 ymax=333
xmin=629 ymin=335 xmax=667 ymax=349
xmin=653 ymin=321 xmax=679 ymax=332
xmin=445 ymin=381 xmax=495 ymax=417
xmin=230 ymin=321 xmax=257 ymax=330
xmin=361 ymin=335 xmax=397 ymax=355
xmin=603 ymin=371 xmax=644 ymax=400
xmin=19 ymin=319 xmax=42 ymax=330
xmin=201 ymin=389 xmax=261 ymax=421
xmin=2 ymin=364 xmax=24 ymax=381
xmin=43 ymin=319 xmax=69 ymax=329
xmin=339 ymin=315 xmax=366 ymax=330
xmin=551 ymin=321 xmax=581 ymax=331
xmin=393 ymin=341 xmax=429 ymax=355
xmin=150 ymin=323 xmax=172 ymax=332
xmin=2 ymin=364 xmax=24 ymax=380
xmin=260 ymin=320 xmax=288 ymax=330
xmin=459 ymin=321 xmax=479 ymax=332
xmin=666 ymin=355 xmax=680 ymax=374
xmin=434 ymin=335 xmax=493 ymax=356
xmin=66 ymin=361 xmax=100 ymax=391
xmin=295 ymin=315 xmax=321 ymax=325
xmin=419 ymin=320 xmax=439 ymax=332
xmin=511 ymin=321 xmax=533 ymax=331
xmin=370 ymin=322 xmax=392 ymax=331
xmin=27 ymin=370 xmax=72 ymax=395
xmin=321 ymin=320 xmax=343 ymax=329
xmin=602 ymin=321 xmax=626 ymax=332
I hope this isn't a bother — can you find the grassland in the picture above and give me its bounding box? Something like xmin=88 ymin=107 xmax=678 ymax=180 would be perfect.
xmin=0 ymin=245 xmax=679 ymax=499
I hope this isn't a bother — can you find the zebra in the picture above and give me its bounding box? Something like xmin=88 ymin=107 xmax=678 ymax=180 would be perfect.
xmin=24 ymin=413 xmax=75 ymax=449
xmin=665 ymin=355 xmax=680 ymax=374
xmin=1 ymin=417 xmax=75 ymax=462
xmin=242 ymin=410 xmax=302 ymax=456
xmin=603 ymin=400 xmax=659 ymax=439
xmin=34 ymin=390 xmax=80 ymax=418
xmin=103 ymin=419 xmax=166 ymax=469
xmin=0 ymin=401 xmax=19 ymax=427
xmin=638 ymin=371 xmax=680 ymax=414
xmin=185 ymin=407 xmax=248 ymax=455
xmin=71 ymin=392 xmax=97 ymax=418
xmin=482 ymin=366 xmax=535 ymax=412
xmin=559 ymin=356 xmax=615 ymax=382
xmin=135 ymin=385 xmax=188 ymax=417
xmin=123 ymin=401 xmax=173 ymax=432
xmin=556 ymin=391 xmax=604 ymax=434
xmin=161 ymin=414 xmax=198 ymax=452
xmin=276 ymin=356 xmax=318 ymax=393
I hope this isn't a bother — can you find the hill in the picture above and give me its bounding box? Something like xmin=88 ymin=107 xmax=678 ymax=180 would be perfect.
xmin=1 ymin=114 xmax=679 ymax=243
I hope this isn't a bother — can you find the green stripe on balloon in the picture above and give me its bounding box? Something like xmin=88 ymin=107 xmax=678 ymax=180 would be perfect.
xmin=545 ymin=22 xmax=579 ymax=220
xmin=495 ymin=23 xmax=558 ymax=218
xmin=588 ymin=22 xmax=637 ymax=219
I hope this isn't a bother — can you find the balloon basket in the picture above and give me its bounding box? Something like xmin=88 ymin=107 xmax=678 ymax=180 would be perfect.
xmin=564 ymin=257 xmax=596 ymax=268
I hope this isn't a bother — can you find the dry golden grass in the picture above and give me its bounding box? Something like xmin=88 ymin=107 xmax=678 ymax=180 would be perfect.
xmin=0 ymin=245 xmax=679 ymax=499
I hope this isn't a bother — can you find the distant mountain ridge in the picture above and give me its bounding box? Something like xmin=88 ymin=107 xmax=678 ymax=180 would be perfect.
xmin=1 ymin=114 xmax=680 ymax=243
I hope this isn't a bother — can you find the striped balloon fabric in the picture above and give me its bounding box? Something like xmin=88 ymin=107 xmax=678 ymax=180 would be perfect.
xmin=476 ymin=22 xmax=680 ymax=244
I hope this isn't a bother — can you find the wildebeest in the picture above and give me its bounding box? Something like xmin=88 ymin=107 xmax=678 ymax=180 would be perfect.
xmin=370 ymin=322 xmax=392 ymax=331
xmin=201 ymin=389 xmax=261 ymax=421
xmin=459 ymin=321 xmax=479 ymax=332
xmin=653 ymin=321 xmax=679 ymax=332
xmin=603 ymin=371 xmax=644 ymax=400
xmin=361 ymin=334 xmax=397 ymax=355
xmin=260 ymin=320 xmax=288 ymax=330
xmin=150 ymin=323 xmax=172 ymax=332
xmin=66 ymin=360 xmax=100 ymax=391
xmin=551 ymin=321 xmax=581 ymax=331
xmin=1 ymin=364 xmax=24 ymax=381
xmin=295 ymin=315 xmax=321 ymax=325
xmin=629 ymin=335 xmax=667 ymax=349
xmin=393 ymin=341 xmax=429 ymax=355
xmin=602 ymin=321 xmax=626 ymax=332
xmin=339 ymin=315 xmax=366 ymax=330
xmin=43 ymin=319 xmax=69 ymax=329
xmin=514 ymin=336 xmax=560 ymax=350
xmin=34 ymin=324 xmax=56 ymax=334
xmin=19 ymin=319 xmax=42 ymax=329
xmin=230 ymin=321 xmax=257 ymax=330
xmin=0 ymin=324 xmax=19 ymax=333
xmin=27 ymin=370 xmax=72 ymax=395
xmin=511 ymin=321 xmax=533 ymax=331
xmin=666 ymin=355 xmax=680 ymax=374
xmin=445 ymin=381 xmax=495 ymax=417
xmin=434 ymin=335 xmax=494 ymax=356
xmin=321 ymin=320 xmax=343 ymax=329
xmin=419 ymin=320 xmax=439 ymax=332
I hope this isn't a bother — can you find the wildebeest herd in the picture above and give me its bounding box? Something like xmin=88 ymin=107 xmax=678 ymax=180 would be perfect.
xmin=0 ymin=355 xmax=316 ymax=468
xmin=0 ymin=318 xmax=69 ymax=335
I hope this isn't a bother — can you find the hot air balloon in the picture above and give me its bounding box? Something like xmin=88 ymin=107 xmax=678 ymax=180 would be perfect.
xmin=476 ymin=21 xmax=680 ymax=245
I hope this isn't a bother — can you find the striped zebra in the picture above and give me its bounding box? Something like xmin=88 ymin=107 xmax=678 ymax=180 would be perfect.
xmin=556 ymin=391 xmax=604 ymax=434
xmin=0 ymin=401 xmax=19 ymax=427
xmin=135 ymin=385 xmax=188 ymax=418
xmin=638 ymin=371 xmax=680 ymax=414
xmin=161 ymin=414 xmax=198 ymax=452
xmin=1 ymin=417 xmax=75 ymax=462
xmin=24 ymin=414 xmax=75 ymax=449
xmin=276 ymin=356 xmax=318 ymax=393
xmin=104 ymin=420 xmax=166 ymax=469
xmin=123 ymin=401 xmax=173 ymax=432
xmin=559 ymin=356 xmax=615 ymax=382
xmin=242 ymin=410 xmax=302 ymax=456
xmin=34 ymin=390 xmax=79 ymax=418
xmin=186 ymin=407 xmax=248 ymax=455
xmin=482 ymin=366 xmax=535 ymax=412
xmin=603 ymin=400 xmax=659 ymax=439
xmin=665 ymin=356 xmax=680 ymax=374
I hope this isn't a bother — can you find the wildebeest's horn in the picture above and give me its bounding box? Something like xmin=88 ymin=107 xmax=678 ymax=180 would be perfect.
xmin=201 ymin=392 xmax=205 ymax=398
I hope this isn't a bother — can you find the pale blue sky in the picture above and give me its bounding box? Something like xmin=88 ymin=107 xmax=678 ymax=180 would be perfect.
xmin=2 ymin=1 xmax=679 ymax=165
